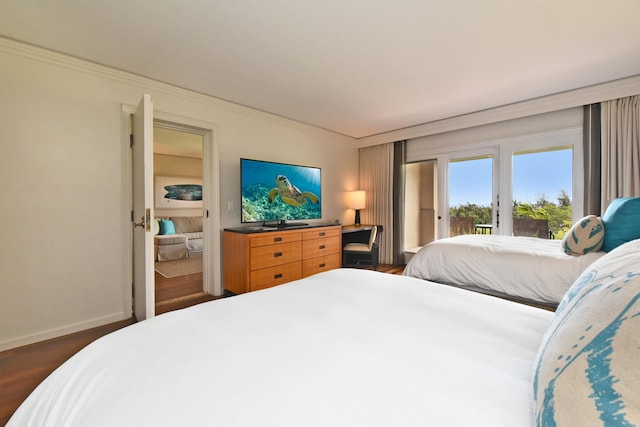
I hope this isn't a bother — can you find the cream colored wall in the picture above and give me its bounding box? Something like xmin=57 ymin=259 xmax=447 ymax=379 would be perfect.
xmin=0 ymin=39 xmax=358 ymax=351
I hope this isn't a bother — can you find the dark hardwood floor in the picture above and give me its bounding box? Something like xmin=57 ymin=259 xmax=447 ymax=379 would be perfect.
xmin=0 ymin=264 xmax=404 ymax=425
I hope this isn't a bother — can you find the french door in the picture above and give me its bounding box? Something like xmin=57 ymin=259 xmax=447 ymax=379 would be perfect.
xmin=440 ymin=148 xmax=499 ymax=238
xmin=404 ymin=126 xmax=582 ymax=253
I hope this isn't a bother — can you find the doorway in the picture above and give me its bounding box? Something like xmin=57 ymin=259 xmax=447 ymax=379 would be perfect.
xmin=153 ymin=126 xmax=207 ymax=312
xmin=124 ymin=99 xmax=222 ymax=320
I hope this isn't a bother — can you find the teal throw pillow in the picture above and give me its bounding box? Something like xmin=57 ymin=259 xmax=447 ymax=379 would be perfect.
xmin=601 ymin=197 xmax=640 ymax=252
xmin=159 ymin=219 xmax=176 ymax=235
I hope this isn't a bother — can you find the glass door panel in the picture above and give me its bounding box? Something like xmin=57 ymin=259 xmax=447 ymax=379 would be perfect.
xmin=511 ymin=147 xmax=573 ymax=239
xmin=448 ymin=154 xmax=495 ymax=237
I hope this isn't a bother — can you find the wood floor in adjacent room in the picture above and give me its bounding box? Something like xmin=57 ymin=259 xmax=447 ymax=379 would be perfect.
xmin=0 ymin=265 xmax=404 ymax=425
xmin=155 ymin=270 xmax=219 ymax=315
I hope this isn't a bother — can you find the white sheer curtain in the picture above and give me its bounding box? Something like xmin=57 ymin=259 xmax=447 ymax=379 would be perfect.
xmin=359 ymin=143 xmax=394 ymax=264
xmin=601 ymin=95 xmax=640 ymax=211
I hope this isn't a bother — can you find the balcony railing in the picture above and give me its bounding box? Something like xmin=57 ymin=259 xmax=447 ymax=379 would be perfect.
xmin=450 ymin=217 xmax=555 ymax=239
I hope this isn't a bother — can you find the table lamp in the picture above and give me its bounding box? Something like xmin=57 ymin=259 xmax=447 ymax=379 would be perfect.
xmin=348 ymin=190 xmax=366 ymax=226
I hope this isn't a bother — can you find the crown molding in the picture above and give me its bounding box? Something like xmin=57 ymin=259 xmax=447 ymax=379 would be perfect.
xmin=4 ymin=36 xmax=637 ymax=147
xmin=0 ymin=36 xmax=355 ymax=141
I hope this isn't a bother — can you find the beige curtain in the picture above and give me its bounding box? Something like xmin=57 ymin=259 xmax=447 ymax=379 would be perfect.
xmin=359 ymin=143 xmax=394 ymax=264
xmin=601 ymin=95 xmax=640 ymax=211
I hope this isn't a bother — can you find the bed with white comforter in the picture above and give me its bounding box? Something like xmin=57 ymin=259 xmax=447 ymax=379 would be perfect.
xmin=9 ymin=269 xmax=554 ymax=427
xmin=403 ymin=235 xmax=605 ymax=306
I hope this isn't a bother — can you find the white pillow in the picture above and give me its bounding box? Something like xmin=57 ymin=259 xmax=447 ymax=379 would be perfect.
xmin=561 ymin=215 xmax=605 ymax=256
xmin=533 ymin=238 xmax=640 ymax=426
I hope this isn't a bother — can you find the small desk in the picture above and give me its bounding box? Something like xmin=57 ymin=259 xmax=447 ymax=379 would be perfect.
xmin=341 ymin=224 xmax=382 ymax=233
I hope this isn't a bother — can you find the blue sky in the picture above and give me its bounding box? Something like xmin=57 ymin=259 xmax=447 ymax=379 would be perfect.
xmin=448 ymin=149 xmax=573 ymax=206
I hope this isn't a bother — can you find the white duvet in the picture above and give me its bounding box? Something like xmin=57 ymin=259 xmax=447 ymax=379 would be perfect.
xmin=404 ymin=235 xmax=605 ymax=305
xmin=9 ymin=269 xmax=553 ymax=427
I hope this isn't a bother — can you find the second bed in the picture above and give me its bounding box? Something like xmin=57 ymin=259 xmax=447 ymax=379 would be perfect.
xmin=403 ymin=234 xmax=604 ymax=307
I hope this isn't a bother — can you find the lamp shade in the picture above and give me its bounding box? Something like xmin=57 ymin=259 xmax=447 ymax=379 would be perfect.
xmin=348 ymin=191 xmax=366 ymax=210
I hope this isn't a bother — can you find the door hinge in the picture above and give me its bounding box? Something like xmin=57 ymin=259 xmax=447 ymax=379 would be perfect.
xmin=130 ymin=134 xmax=134 ymax=148
xmin=131 ymin=210 xmax=135 ymax=222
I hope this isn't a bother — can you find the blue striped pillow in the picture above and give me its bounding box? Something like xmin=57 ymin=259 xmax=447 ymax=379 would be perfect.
xmin=561 ymin=215 xmax=605 ymax=256
xmin=533 ymin=238 xmax=640 ymax=426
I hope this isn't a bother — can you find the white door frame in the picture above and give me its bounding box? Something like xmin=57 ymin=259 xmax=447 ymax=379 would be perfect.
xmin=121 ymin=106 xmax=222 ymax=315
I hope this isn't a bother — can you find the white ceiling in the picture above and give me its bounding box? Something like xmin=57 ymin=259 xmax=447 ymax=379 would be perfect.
xmin=2 ymin=1 xmax=640 ymax=139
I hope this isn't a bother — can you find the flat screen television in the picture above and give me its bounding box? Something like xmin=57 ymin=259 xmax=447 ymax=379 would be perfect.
xmin=241 ymin=158 xmax=322 ymax=226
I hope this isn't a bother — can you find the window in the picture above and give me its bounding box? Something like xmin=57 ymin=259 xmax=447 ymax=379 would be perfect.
xmin=448 ymin=153 xmax=494 ymax=237
xmin=404 ymin=125 xmax=582 ymax=250
xmin=511 ymin=147 xmax=573 ymax=239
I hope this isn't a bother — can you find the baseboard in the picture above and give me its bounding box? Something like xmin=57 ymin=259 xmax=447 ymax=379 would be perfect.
xmin=0 ymin=312 xmax=130 ymax=352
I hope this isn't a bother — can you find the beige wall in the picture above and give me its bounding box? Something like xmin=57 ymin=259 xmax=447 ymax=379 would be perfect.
xmin=0 ymin=39 xmax=358 ymax=350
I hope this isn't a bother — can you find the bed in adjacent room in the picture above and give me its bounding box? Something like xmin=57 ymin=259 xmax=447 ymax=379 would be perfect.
xmin=403 ymin=234 xmax=605 ymax=307
xmin=9 ymin=237 xmax=640 ymax=426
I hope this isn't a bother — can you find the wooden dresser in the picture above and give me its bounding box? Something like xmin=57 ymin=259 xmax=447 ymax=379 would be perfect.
xmin=223 ymin=225 xmax=342 ymax=294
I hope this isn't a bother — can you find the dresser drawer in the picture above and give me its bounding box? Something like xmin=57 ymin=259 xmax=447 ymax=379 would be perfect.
xmin=302 ymin=253 xmax=341 ymax=277
xmin=302 ymin=236 xmax=340 ymax=259
xmin=250 ymin=241 xmax=301 ymax=270
xmin=302 ymin=227 xmax=340 ymax=240
xmin=223 ymin=225 xmax=341 ymax=294
xmin=250 ymin=262 xmax=302 ymax=291
xmin=250 ymin=232 xmax=301 ymax=247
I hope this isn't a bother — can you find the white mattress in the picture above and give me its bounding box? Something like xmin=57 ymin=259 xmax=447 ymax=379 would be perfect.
xmin=403 ymin=235 xmax=605 ymax=305
xmin=9 ymin=269 xmax=553 ymax=426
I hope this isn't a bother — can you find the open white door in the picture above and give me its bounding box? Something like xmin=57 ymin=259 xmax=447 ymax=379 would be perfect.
xmin=132 ymin=94 xmax=155 ymax=320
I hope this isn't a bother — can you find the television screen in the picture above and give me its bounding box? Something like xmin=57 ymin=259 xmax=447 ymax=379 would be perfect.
xmin=241 ymin=158 xmax=322 ymax=224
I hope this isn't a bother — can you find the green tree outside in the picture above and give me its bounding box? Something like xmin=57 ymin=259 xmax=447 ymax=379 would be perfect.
xmin=449 ymin=202 xmax=492 ymax=225
xmin=450 ymin=190 xmax=572 ymax=239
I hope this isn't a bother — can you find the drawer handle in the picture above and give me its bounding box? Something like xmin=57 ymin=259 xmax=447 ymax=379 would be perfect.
xmin=319 ymin=245 xmax=325 ymax=249
xmin=319 ymin=232 xmax=325 ymax=236
xmin=319 ymin=263 xmax=326 ymax=268
xmin=274 ymin=237 xmax=282 ymax=242
xmin=274 ymin=252 xmax=283 ymax=257
xmin=274 ymin=273 xmax=283 ymax=279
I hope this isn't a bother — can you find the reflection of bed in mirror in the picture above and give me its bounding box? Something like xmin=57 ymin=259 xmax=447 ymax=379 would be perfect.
xmin=403 ymin=234 xmax=604 ymax=308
